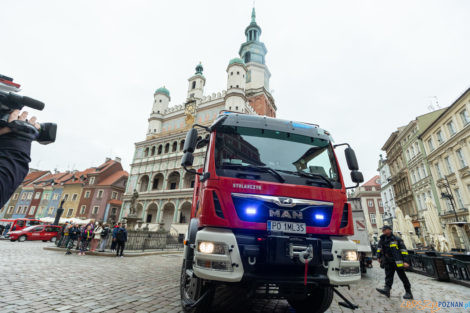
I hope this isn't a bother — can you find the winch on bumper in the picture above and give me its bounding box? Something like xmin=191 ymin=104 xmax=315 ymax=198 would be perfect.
xmin=192 ymin=227 xmax=361 ymax=285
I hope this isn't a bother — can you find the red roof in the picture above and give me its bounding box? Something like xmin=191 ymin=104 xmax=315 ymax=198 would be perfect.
xmin=23 ymin=171 xmax=49 ymax=186
xmin=361 ymin=175 xmax=381 ymax=187
xmin=63 ymin=168 xmax=95 ymax=185
xmin=90 ymin=160 xmax=118 ymax=175
xmin=34 ymin=172 xmax=70 ymax=186
xmin=98 ymin=170 xmax=129 ymax=186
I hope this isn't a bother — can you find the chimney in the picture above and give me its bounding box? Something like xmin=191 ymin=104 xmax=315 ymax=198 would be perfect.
xmin=114 ymin=157 xmax=121 ymax=163
xmin=105 ymin=157 xmax=111 ymax=162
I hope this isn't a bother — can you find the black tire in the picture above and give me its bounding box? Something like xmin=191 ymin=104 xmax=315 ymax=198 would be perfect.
xmin=18 ymin=235 xmax=27 ymax=242
xmin=288 ymin=286 xmax=334 ymax=313
xmin=180 ymin=259 xmax=214 ymax=313
xmin=10 ymin=239 xmax=16 ymax=242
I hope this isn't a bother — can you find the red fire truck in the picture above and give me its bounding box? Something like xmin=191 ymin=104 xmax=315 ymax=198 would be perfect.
xmin=179 ymin=112 xmax=364 ymax=313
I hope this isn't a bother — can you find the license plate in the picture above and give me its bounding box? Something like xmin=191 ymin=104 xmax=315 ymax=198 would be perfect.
xmin=267 ymin=220 xmax=306 ymax=234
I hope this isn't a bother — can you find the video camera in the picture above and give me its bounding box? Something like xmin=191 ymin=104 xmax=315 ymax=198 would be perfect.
xmin=0 ymin=90 xmax=57 ymax=145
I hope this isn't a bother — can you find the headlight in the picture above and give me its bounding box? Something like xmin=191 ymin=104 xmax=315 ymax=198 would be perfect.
xmin=197 ymin=241 xmax=226 ymax=255
xmin=342 ymin=250 xmax=358 ymax=261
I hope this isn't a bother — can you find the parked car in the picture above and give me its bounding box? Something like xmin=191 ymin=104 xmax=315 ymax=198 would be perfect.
xmin=8 ymin=225 xmax=61 ymax=242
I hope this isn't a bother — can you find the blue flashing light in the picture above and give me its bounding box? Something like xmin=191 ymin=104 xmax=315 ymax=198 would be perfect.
xmin=314 ymin=213 xmax=325 ymax=221
xmin=291 ymin=122 xmax=313 ymax=129
xmin=245 ymin=207 xmax=257 ymax=215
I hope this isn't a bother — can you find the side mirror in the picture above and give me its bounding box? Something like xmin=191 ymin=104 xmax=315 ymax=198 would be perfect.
xmin=196 ymin=138 xmax=209 ymax=149
xmin=183 ymin=128 xmax=199 ymax=153
xmin=351 ymin=170 xmax=364 ymax=184
xmin=345 ymin=147 xmax=359 ymax=171
xmin=181 ymin=152 xmax=194 ymax=167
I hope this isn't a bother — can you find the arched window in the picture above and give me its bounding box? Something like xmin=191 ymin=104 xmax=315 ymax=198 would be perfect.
xmin=151 ymin=146 xmax=156 ymax=156
xmin=172 ymin=141 xmax=177 ymax=152
xmin=139 ymin=175 xmax=149 ymax=192
xmin=192 ymin=81 xmax=196 ymax=89
xmin=144 ymin=147 xmax=149 ymax=157
xmin=165 ymin=143 xmax=170 ymax=153
xmin=158 ymin=145 xmax=163 ymax=155
xmin=180 ymin=140 xmax=185 ymax=151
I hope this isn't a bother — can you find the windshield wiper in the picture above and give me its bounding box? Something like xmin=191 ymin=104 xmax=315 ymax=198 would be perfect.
xmin=279 ymin=170 xmax=334 ymax=188
xmin=221 ymin=163 xmax=285 ymax=183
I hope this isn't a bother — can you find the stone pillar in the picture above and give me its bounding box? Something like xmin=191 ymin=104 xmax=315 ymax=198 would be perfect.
xmin=178 ymin=170 xmax=184 ymax=189
xmin=156 ymin=199 xmax=163 ymax=223
xmin=173 ymin=199 xmax=180 ymax=223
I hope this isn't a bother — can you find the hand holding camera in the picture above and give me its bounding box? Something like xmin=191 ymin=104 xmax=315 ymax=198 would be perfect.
xmin=0 ymin=109 xmax=40 ymax=135
xmin=0 ymin=90 xmax=56 ymax=144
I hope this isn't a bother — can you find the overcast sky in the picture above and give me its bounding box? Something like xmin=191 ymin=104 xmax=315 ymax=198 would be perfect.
xmin=2 ymin=0 xmax=469 ymax=184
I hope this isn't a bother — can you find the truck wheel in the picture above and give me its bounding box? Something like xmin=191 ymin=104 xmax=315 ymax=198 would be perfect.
xmin=288 ymin=286 xmax=334 ymax=313
xmin=180 ymin=259 xmax=214 ymax=313
xmin=19 ymin=235 xmax=27 ymax=242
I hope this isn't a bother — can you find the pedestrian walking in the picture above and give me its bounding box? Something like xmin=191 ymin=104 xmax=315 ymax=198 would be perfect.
xmin=111 ymin=222 xmax=121 ymax=251
xmin=115 ymin=224 xmax=128 ymax=257
xmin=3 ymin=223 xmax=11 ymax=236
xmin=79 ymin=224 xmax=94 ymax=256
xmin=66 ymin=224 xmax=80 ymax=255
xmin=376 ymin=225 xmax=413 ymax=299
xmin=98 ymin=223 xmax=110 ymax=252
xmin=90 ymin=222 xmax=102 ymax=252
xmin=57 ymin=222 xmax=68 ymax=247
xmin=62 ymin=222 xmax=72 ymax=248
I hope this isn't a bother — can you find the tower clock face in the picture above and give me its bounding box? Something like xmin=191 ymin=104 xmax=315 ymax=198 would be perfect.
xmin=185 ymin=103 xmax=196 ymax=115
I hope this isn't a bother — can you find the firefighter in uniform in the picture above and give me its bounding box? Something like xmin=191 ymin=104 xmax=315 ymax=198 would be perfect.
xmin=376 ymin=225 xmax=413 ymax=299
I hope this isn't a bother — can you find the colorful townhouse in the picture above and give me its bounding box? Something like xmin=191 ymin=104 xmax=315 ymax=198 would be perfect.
xmin=76 ymin=158 xmax=128 ymax=223
xmin=25 ymin=186 xmax=44 ymax=219
xmin=60 ymin=168 xmax=95 ymax=219
xmin=9 ymin=171 xmax=49 ymax=219
xmin=34 ymin=172 xmax=71 ymax=218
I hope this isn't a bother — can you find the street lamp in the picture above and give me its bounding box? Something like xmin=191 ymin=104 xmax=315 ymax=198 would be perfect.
xmin=438 ymin=176 xmax=464 ymax=226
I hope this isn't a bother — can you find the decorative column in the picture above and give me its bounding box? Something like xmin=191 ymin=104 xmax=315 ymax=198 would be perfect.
xmin=173 ymin=199 xmax=181 ymax=223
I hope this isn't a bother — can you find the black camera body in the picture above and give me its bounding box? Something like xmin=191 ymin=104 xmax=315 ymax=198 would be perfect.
xmin=0 ymin=90 xmax=56 ymax=144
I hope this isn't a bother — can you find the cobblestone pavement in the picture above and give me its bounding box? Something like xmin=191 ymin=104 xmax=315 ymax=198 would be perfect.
xmin=0 ymin=240 xmax=469 ymax=313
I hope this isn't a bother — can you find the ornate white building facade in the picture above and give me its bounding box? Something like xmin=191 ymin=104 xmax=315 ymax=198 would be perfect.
xmin=378 ymin=155 xmax=397 ymax=226
xmin=119 ymin=9 xmax=277 ymax=233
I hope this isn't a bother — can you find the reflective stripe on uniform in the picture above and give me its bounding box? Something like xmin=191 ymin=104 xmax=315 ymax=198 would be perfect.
xmin=400 ymin=249 xmax=408 ymax=255
xmin=396 ymin=263 xmax=404 ymax=267
xmin=390 ymin=244 xmax=398 ymax=248
xmin=376 ymin=249 xmax=381 ymax=252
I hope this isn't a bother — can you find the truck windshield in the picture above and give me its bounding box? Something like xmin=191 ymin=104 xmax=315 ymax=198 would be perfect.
xmin=214 ymin=126 xmax=341 ymax=188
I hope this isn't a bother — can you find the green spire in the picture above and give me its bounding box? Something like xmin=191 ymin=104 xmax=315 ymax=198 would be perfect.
xmin=251 ymin=7 xmax=256 ymax=23
xmin=195 ymin=62 xmax=203 ymax=75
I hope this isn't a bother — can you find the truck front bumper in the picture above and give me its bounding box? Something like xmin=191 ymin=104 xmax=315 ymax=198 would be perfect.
xmin=192 ymin=228 xmax=360 ymax=285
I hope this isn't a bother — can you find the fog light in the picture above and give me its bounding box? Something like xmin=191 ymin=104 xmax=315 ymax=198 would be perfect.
xmin=340 ymin=266 xmax=360 ymax=276
xmin=342 ymin=250 xmax=358 ymax=261
xmin=199 ymin=242 xmax=214 ymax=254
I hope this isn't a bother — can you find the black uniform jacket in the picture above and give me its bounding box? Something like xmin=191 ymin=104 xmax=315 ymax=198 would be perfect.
xmin=376 ymin=233 xmax=410 ymax=267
